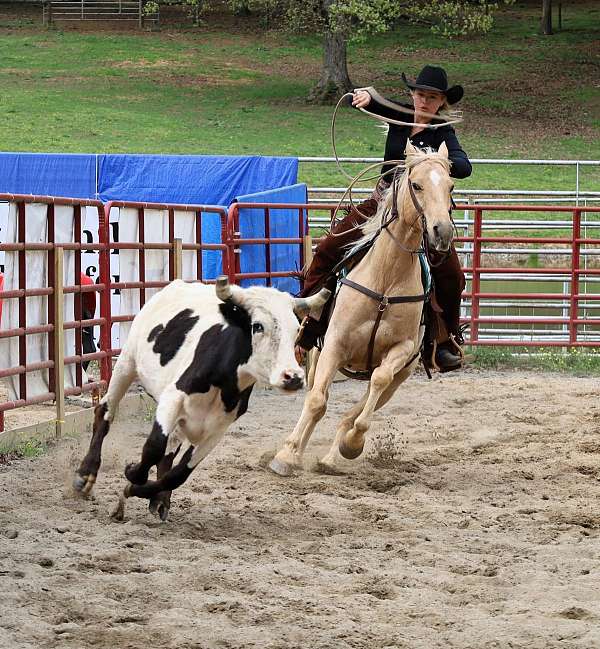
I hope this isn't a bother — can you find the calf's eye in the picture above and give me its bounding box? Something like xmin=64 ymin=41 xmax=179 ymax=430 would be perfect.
xmin=252 ymin=322 xmax=264 ymax=334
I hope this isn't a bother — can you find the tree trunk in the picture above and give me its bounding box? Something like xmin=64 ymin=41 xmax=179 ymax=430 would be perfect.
xmin=308 ymin=30 xmax=353 ymax=104
xmin=540 ymin=0 xmax=552 ymax=35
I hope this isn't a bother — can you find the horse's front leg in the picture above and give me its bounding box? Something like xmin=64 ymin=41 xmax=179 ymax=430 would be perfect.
xmin=269 ymin=344 xmax=341 ymax=476
xmin=339 ymin=341 xmax=417 ymax=460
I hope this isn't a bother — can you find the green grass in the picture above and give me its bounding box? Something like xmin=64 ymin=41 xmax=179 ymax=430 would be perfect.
xmin=0 ymin=1 xmax=598 ymax=193
xmin=471 ymin=346 xmax=600 ymax=375
xmin=0 ymin=438 xmax=47 ymax=463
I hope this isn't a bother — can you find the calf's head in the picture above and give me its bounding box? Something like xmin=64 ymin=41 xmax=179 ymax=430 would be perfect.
xmin=216 ymin=277 xmax=330 ymax=391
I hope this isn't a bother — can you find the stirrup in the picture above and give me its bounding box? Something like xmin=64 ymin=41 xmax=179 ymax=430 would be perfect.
xmin=448 ymin=333 xmax=465 ymax=361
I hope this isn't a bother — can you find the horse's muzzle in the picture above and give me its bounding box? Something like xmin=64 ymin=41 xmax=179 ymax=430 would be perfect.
xmin=431 ymin=221 xmax=453 ymax=252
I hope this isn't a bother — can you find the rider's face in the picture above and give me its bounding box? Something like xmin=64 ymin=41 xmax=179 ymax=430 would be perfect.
xmin=411 ymin=90 xmax=446 ymax=120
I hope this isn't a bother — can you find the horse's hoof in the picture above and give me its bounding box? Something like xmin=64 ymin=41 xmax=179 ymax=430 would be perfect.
xmin=124 ymin=462 xmax=147 ymax=485
xmin=338 ymin=439 xmax=364 ymax=460
xmin=73 ymin=473 xmax=95 ymax=496
xmin=269 ymin=456 xmax=295 ymax=477
xmin=73 ymin=474 xmax=87 ymax=491
xmin=149 ymin=500 xmax=169 ymax=522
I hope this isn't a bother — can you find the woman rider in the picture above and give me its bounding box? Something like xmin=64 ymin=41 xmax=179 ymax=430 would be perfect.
xmin=297 ymin=65 xmax=472 ymax=372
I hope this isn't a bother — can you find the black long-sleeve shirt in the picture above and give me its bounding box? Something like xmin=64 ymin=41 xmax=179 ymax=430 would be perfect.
xmin=363 ymin=89 xmax=472 ymax=180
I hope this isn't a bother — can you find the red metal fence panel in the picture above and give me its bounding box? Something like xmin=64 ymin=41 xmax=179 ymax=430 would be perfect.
xmin=100 ymin=201 xmax=231 ymax=382
xmin=1 ymin=197 xmax=598 ymax=434
xmin=0 ymin=194 xmax=110 ymax=433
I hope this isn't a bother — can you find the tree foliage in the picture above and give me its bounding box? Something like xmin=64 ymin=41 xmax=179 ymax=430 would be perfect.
xmin=226 ymin=0 xmax=514 ymax=40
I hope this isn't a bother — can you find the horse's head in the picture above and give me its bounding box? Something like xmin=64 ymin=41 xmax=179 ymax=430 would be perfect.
xmin=403 ymin=142 xmax=454 ymax=253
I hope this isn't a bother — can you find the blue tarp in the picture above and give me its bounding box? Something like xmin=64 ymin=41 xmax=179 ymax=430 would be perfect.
xmin=0 ymin=152 xmax=298 ymax=207
xmin=235 ymin=183 xmax=308 ymax=294
xmin=199 ymin=209 xmax=227 ymax=282
xmin=0 ymin=153 xmax=97 ymax=199
xmin=98 ymin=154 xmax=298 ymax=206
xmin=0 ymin=153 xmax=304 ymax=291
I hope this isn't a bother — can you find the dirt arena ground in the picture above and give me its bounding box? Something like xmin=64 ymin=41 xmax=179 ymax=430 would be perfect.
xmin=1 ymin=368 xmax=600 ymax=649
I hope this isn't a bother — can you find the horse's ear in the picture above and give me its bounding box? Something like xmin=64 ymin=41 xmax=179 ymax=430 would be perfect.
xmin=405 ymin=141 xmax=417 ymax=156
xmin=438 ymin=141 xmax=449 ymax=158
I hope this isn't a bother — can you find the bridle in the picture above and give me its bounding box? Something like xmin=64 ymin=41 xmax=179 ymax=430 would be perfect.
xmin=376 ymin=158 xmax=455 ymax=267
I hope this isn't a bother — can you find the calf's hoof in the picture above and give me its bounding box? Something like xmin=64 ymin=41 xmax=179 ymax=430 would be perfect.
xmin=110 ymin=495 xmax=126 ymax=522
xmin=268 ymin=455 xmax=297 ymax=477
xmin=124 ymin=462 xmax=148 ymax=485
xmin=73 ymin=472 xmax=96 ymax=496
xmin=149 ymin=499 xmax=170 ymax=522
xmin=338 ymin=438 xmax=364 ymax=460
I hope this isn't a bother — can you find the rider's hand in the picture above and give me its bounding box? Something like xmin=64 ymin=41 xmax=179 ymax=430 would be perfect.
xmin=352 ymin=89 xmax=371 ymax=109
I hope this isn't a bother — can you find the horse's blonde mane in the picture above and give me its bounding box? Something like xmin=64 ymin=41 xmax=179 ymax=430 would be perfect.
xmin=348 ymin=148 xmax=451 ymax=252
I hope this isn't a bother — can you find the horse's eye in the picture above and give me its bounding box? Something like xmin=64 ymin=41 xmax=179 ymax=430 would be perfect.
xmin=411 ymin=182 xmax=422 ymax=191
xmin=252 ymin=322 xmax=264 ymax=335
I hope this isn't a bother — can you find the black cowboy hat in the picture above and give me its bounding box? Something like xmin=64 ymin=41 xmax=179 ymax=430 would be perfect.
xmin=402 ymin=65 xmax=464 ymax=105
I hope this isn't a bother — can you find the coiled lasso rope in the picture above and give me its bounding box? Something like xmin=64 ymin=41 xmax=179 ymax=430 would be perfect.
xmin=328 ymin=88 xmax=463 ymax=230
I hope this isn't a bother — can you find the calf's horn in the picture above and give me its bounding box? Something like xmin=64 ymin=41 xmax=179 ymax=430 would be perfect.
xmin=293 ymin=287 xmax=331 ymax=316
xmin=215 ymin=275 xmax=233 ymax=302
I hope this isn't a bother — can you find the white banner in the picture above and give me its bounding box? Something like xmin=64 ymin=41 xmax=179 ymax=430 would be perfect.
xmin=0 ymin=201 xmax=204 ymax=401
xmin=0 ymin=202 xmax=82 ymax=402
xmin=117 ymin=207 xmax=197 ymax=347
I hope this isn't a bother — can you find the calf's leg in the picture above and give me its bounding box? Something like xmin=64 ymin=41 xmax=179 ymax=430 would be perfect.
xmin=148 ymin=443 xmax=181 ymax=522
xmin=74 ymin=355 xmax=136 ymax=495
xmin=113 ymin=428 xmax=226 ymax=521
xmin=125 ymin=389 xmax=183 ymax=485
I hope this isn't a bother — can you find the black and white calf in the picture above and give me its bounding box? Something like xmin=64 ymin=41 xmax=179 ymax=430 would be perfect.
xmin=73 ymin=276 xmax=329 ymax=521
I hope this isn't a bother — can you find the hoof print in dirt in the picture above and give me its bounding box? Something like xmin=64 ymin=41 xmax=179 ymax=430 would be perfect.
xmin=313 ymin=461 xmax=346 ymax=476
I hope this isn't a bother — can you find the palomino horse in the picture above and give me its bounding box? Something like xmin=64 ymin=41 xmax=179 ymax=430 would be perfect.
xmin=270 ymin=142 xmax=455 ymax=476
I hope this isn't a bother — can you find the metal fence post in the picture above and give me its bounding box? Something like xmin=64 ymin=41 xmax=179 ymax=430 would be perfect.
xmin=569 ymin=208 xmax=581 ymax=344
xmin=173 ymin=238 xmax=183 ymax=280
xmin=470 ymin=207 xmax=483 ymax=345
xmin=98 ymin=203 xmax=113 ymax=384
xmin=54 ymin=246 xmax=65 ymax=439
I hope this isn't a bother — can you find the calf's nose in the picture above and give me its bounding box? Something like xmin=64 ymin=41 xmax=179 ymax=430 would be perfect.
xmin=281 ymin=370 xmax=305 ymax=391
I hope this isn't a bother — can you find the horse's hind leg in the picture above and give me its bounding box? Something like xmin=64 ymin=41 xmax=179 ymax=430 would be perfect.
xmin=270 ymin=344 xmax=340 ymax=476
xmin=318 ymin=392 xmax=369 ymax=472
xmin=73 ymin=354 xmax=136 ymax=495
